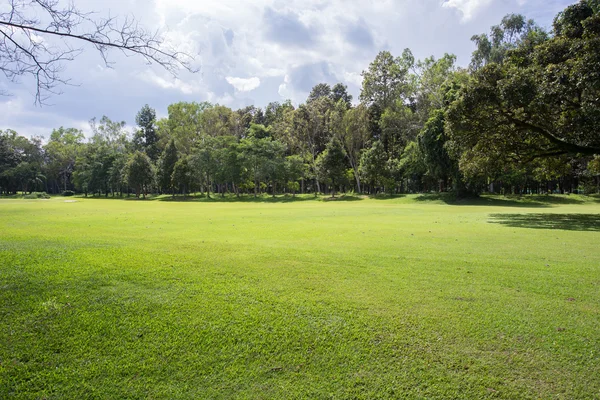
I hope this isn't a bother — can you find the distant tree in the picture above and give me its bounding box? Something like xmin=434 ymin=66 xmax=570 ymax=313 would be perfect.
xmin=159 ymin=139 xmax=178 ymax=196
xmin=202 ymin=105 xmax=235 ymax=137
xmin=316 ymin=137 xmax=347 ymax=197
xmin=359 ymin=140 xmax=388 ymax=193
xmin=248 ymin=123 xmax=272 ymax=139
xmin=167 ymin=102 xmax=211 ymax=155
xmin=293 ymin=97 xmax=334 ymax=193
xmin=284 ymin=155 xmax=306 ymax=196
xmin=339 ymin=104 xmax=370 ymax=193
xmin=123 ymin=151 xmax=155 ymax=198
xmin=360 ymin=49 xmax=414 ymax=110
xmin=418 ymin=110 xmax=458 ymax=192
xmin=44 ymin=127 xmax=84 ymax=193
xmin=190 ymin=137 xmax=218 ymax=198
xmin=308 ymin=83 xmax=332 ymax=103
xmin=171 ymin=157 xmax=193 ymax=197
xmin=135 ymin=105 xmax=160 ymax=161
xmin=330 ymin=83 xmax=353 ymax=108
xmin=252 ymin=108 xmax=266 ymax=125
xmin=469 ymin=14 xmax=545 ymax=70
xmin=0 ymin=130 xmax=44 ymax=194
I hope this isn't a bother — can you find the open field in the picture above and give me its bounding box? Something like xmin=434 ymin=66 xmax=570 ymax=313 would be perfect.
xmin=1 ymin=195 xmax=599 ymax=399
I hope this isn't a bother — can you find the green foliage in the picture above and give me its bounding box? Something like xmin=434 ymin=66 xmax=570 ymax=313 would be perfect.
xmin=316 ymin=137 xmax=347 ymax=196
xmin=470 ymin=14 xmax=545 ymax=69
xmin=359 ymin=140 xmax=389 ymax=190
xmin=63 ymin=190 xmax=75 ymax=197
xmin=123 ymin=151 xmax=156 ymax=198
xmin=135 ymin=105 xmax=160 ymax=161
xmin=307 ymin=83 xmax=332 ymax=103
xmin=418 ymin=110 xmax=457 ymax=185
xmin=23 ymin=191 xmax=50 ymax=199
xmin=171 ymin=156 xmax=193 ymax=196
xmin=330 ymin=83 xmax=353 ymax=108
xmin=360 ymin=50 xmax=414 ymax=109
xmin=447 ymin=3 xmax=600 ymax=181
xmin=158 ymin=139 xmax=178 ymax=193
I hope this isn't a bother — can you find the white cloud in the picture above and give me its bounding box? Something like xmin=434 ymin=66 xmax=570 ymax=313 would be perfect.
xmin=140 ymin=71 xmax=201 ymax=95
xmin=0 ymin=97 xmax=92 ymax=139
xmin=278 ymin=75 xmax=293 ymax=100
xmin=2 ymin=0 xmax=564 ymax=134
xmin=442 ymin=0 xmax=493 ymax=21
xmin=226 ymin=76 xmax=261 ymax=92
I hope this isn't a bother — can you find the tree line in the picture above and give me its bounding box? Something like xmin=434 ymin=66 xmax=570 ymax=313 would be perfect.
xmin=2 ymin=0 xmax=599 ymax=199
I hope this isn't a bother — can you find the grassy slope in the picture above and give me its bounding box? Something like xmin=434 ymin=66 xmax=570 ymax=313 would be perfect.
xmin=0 ymin=195 xmax=599 ymax=399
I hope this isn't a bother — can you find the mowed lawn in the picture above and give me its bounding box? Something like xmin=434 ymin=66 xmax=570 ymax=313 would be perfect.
xmin=0 ymin=195 xmax=599 ymax=399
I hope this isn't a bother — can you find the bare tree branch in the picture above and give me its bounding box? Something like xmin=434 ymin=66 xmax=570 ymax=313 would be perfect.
xmin=0 ymin=0 xmax=198 ymax=105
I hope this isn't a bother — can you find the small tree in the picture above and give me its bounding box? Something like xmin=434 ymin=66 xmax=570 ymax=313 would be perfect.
xmin=123 ymin=151 xmax=155 ymax=198
xmin=316 ymin=138 xmax=347 ymax=197
xmin=171 ymin=157 xmax=193 ymax=197
xmin=159 ymin=139 xmax=178 ymax=196
xmin=285 ymin=155 xmax=305 ymax=197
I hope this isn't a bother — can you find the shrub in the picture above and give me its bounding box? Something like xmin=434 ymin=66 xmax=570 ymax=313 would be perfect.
xmin=24 ymin=192 xmax=51 ymax=199
xmin=63 ymin=190 xmax=75 ymax=197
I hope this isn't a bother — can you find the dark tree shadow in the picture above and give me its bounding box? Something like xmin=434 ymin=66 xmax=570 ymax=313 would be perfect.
xmin=489 ymin=213 xmax=600 ymax=231
xmin=157 ymin=194 xmax=317 ymax=203
xmin=414 ymin=193 xmax=552 ymax=208
xmin=369 ymin=194 xmax=408 ymax=200
xmin=322 ymin=195 xmax=364 ymax=202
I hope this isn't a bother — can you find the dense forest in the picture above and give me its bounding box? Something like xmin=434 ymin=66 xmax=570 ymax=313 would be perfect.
xmin=1 ymin=0 xmax=599 ymax=198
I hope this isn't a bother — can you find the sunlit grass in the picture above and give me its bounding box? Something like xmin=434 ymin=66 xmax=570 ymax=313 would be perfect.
xmin=1 ymin=195 xmax=599 ymax=399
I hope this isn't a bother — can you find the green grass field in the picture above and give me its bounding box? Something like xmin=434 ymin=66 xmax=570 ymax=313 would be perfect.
xmin=1 ymin=194 xmax=599 ymax=399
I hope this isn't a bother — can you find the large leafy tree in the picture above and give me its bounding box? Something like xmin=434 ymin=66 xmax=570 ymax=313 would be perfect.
xmin=44 ymin=127 xmax=84 ymax=193
xmin=307 ymin=83 xmax=332 ymax=103
xmin=418 ymin=110 xmax=458 ymax=191
xmin=359 ymin=140 xmax=389 ymax=193
xmin=469 ymin=14 xmax=546 ymax=70
xmin=360 ymin=49 xmax=414 ymax=110
xmin=123 ymin=151 xmax=155 ymax=198
xmin=447 ymin=1 xmax=600 ymax=177
xmin=338 ymin=104 xmax=370 ymax=193
xmin=316 ymin=137 xmax=347 ymax=197
xmin=330 ymin=83 xmax=353 ymax=108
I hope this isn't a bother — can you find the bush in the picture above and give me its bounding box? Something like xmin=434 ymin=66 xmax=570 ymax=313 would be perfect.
xmin=24 ymin=192 xmax=51 ymax=199
xmin=63 ymin=190 xmax=75 ymax=197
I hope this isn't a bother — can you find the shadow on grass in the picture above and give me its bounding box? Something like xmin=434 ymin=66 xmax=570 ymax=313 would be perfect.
xmin=489 ymin=213 xmax=600 ymax=231
xmin=368 ymin=194 xmax=408 ymax=200
xmin=322 ymin=195 xmax=363 ymax=202
xmin=411 ymin=193 xmax=598 ymax=208
xmin=157 ymin=194 xmax=317 ymax=203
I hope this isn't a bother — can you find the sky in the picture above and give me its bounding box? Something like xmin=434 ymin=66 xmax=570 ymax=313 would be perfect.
xmin=0 ymin=0 xmax=576 ymax=139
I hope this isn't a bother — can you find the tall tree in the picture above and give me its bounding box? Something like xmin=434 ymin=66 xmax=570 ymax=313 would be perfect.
xmin=308 ymin=83 xmax=332 ymax=103
xmin=316 ymin=137 xmax=347 ymax=197
xmin=447 ymin=2 xmax=600 ymax=177
xmin=44 ymin=127 xmax=84 ymax=193
xmin=360 ymin=49 xmax=414 ymax=110
xmin=339 ymin=104 xmax=370 ymax=193
xmin=330 ymin=83 xmax=353 ymax=108
xmin=159 ymin=139 xmax=178 ymax=196
xmin=123 ymin=151 xmax=155 ymax=198
xmin=469 ymin=14 xmax=545 ymax=70
xmin=136 ymin=105 xmax=160 ymax=161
